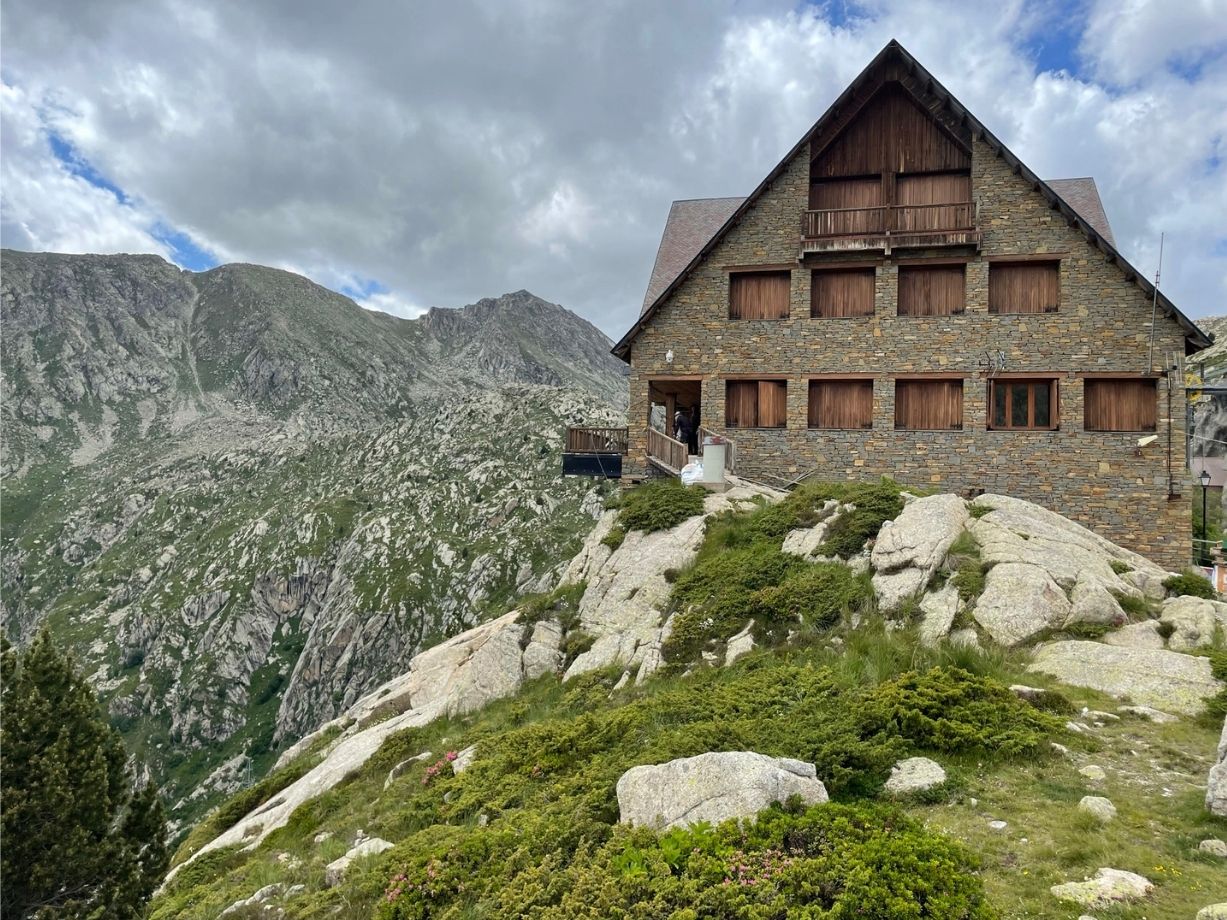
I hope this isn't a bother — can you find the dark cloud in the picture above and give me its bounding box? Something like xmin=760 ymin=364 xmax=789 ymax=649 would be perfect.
xmin=2 ymin=0 xmax=1224 ymax=333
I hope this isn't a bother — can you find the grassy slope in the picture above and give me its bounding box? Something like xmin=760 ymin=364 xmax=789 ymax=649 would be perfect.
xmin=150 ymin=486 xmax=1227 ymax=920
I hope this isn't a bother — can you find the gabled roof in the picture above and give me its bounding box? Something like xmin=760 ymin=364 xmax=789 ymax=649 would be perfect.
xmin=613 ymin=39 xmax=1210 ymax=359
xmin=1046 ymin=178 xmax=1115 ymax=245
xmin=641 ymin=198 xmax=744 ymax=314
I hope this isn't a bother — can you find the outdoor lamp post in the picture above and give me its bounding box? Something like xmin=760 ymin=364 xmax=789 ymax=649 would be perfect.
xmin=1199 ymin=468 xmax=1212 ymax=565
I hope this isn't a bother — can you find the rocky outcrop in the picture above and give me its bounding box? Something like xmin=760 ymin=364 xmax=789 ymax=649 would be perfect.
xmin=561 ymin=483 xmax=782 ymax=683
xmin=883 ymin=757 xmax=946 ymax=795
xmin=1209 ymin=717 xmax=1227 ymax=817
xmin=176 ymin=608 xmax=560 ymax=874
xmin=1028 ymin=642 xmax=1223 ymax=715
xmin=1050 ymin=867 xmax=1152 ymax=907
xmin=1160 ymin=595 xmax=1227 ymax=651
xmin=870 ymin=495 xmax=969 ymax=609
xmin=324 ymin=836 xmax=394 ymax=887
xmin=616 ymin=752 xmax=828 ymax=830
xmin=973 ymin=562 xmax=1070 ymax=646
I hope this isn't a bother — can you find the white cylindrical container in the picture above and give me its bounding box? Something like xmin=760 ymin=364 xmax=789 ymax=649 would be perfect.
xmin=702 ymin=437 xmax=726 ymax=484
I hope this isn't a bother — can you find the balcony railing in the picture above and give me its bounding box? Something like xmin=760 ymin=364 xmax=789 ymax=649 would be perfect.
xmin=566 ymin=426 xmax=628 ymax=454
xmin=801 ymin=202 xmax=979 ymax=253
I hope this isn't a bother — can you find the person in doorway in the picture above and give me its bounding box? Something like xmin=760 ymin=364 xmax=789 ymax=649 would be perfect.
xmin=674 ymin=406 xmax=693 ymax=450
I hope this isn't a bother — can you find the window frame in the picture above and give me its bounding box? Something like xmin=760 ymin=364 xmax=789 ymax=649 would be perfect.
xmin=728 ymin=269 xmax=791 ymax=321
xmin=988 ymin=259 xmax=1062 ymax=315
xmin=725 ymin=378 xmax=789 ymax=430
xmin=893 ymin=377 xmax=965 ymax=431
xmin=987 ymin=377 xmax=1059 ymax=431
xmin=810 ymin=266 xmax=876 ymax=319
xmin=1083 ymin=376 xmax=1159 ymax=433
xmin=807 ymin=377 xmax=874 ymax=429
xmin=896 ymin=262 xmax=967 ymax=317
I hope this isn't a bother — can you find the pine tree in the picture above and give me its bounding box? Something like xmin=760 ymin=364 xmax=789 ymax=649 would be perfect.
xmin=1 ymin=629 xmax=168 ymax=919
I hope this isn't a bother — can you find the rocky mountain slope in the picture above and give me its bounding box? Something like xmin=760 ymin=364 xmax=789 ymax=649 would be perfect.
xmin=0 ymin=249 xmax=627 ymax=830
xmin=153 ymin=480 xmax=1227 ymax=920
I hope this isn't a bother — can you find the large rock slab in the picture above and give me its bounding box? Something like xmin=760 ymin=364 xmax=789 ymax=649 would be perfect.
xmin=1160 ymin=596 xmax=1227 ymax=652
xmin=1101 ymin=620 xmax=1165 ymax=650
xmin=918 ymin=584 xmax=959 ymax=646
xmin=973 ymin=562 xmax=1070 ymax=646
xmin=1050 ymin=867 xmax=1152 ymax=907
xmin=616 ymin=751 xmax=828 ymax=830
xmin=871 ymin=494 xmax=969 ymax=609
xmin=970 ymin=494 xmax=1163 ymax=591
xmin=1028 ymin=642 xmax=1223 ymax=715
xmin=1209 ymin=716 xmax=1227 ymax=817
xmin=174 ymin=609 xmax=562 ymax=879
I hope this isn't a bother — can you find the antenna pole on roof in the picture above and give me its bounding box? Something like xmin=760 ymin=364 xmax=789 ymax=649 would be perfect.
xmin=1146 ymin=232 xmax=1164 ymax=374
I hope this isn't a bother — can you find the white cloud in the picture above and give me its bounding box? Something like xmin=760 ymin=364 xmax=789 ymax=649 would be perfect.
xmin=354 ymin=290 xmax=427 ymax=320
xmin=0 ymin=0 xmax=1224 ymax=332
xmin=0 ymin=82 xmax=173 ymax=257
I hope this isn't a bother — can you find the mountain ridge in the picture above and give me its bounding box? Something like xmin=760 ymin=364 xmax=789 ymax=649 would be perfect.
xmin=0 ymin=249 xmax=626 ymax=832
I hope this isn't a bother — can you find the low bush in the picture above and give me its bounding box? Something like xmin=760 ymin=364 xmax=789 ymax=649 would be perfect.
xmin=377 ymin=801 xmax=993 ymax=919
xmin=1113 ymin=591 xmax=1154 ymax=619
xmin=614 ymin=480 xmax=706 ymax=534
xmin=1109 ymin=559 xmax=1133 ymax=575
xmin=952 ymin=560 xmax=988 ymax=602
xmin=663 ymin=544 xmax=800 ymax=662
xmin=749 ymin=563 xmax=872 ymax=642
xmin=1164 ymin=570 xmax=1217 ymax=600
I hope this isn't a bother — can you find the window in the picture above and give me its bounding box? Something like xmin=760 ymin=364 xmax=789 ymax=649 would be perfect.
xmin=809 ymin=379 xmax=873 ymax=429
xmin=897 ymin=264 xmax=965 ymax=316
xmin=988 ymin=378 xmax=1058 ymax=430
xmin=989 ymin=261 xmax=1060 ymax=314
xmin=1084 ymin=378 xmax=1157 ymax=432
xmin=811 ymin=268 xmax=874 ymax=318
xmin=895 ymin=379 xmax=963 ymax=430
xmin=729 ymin=271 xmax=790 ymax=320
xmin=726 ymin=380 xmax=787 ymax=428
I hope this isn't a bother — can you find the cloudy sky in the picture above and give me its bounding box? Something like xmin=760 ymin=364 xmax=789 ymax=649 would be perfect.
xmin=2 ymin=0 xmax=1225 ymax=337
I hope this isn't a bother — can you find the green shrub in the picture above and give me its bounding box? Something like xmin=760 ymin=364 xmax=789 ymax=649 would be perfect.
xmin=377 ymin=801 xmax=992 ymax=919
xmin=1110 ymin=559 xmax=1133 ymax=575
xmin=968 ymin=503 xmax=992 ymax=519
xmin=561 ymin=631 xmax=595 ymax=669
xmin=952 ymin=560 xmax=988 ymax=602
xmin=518 ymin=582 xmax=587 ymax=631
xmin=663 ymin=544 xmax=799 ymax=662
xmin=614 ymin=480 xmax=706 ymax=534
xmin=861 ymin=666 xmax=1062 ymax=757
xmin=1113 ymin=591 xmax=1154 ymax=619
xmin=749 ymin=563 xmax=871 ymax=642
xmin=1164 ymin=570 xmax=1217 ymax=599
xmin=600 ymin=527 xmax=625 ymax=550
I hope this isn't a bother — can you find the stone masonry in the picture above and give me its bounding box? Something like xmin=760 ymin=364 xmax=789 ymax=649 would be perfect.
xmin=623 ymin=137 xmax=1193 ymax=568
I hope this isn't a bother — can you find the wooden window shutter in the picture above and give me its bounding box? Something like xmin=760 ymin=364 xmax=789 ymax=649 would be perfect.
xmin=895 ymin=380 xmax=963 ymax=430
xmin=989 ymin=262 xmax=1060 ymax=314
xmin=1084 ymin=378 xmax=1157 ymax=432
xmin=729 ymin=271 xmax=790 ymax=320
xmin=726 ymin=381 xmax=757 ymax=428
xmin=812 ymin=268 xmax=875 ymax=318
xmin=895 ymin=172 xmax=972 ymax=205
xmin=897 ymin=265 xmax=966 ymax=316
xmin=809 ymin=380 xmax=873 ymax=429
xmin=758 ymin=380 xmax=788 ymax=428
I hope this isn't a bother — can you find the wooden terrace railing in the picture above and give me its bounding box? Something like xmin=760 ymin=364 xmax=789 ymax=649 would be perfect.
xmin=802 ymin=202 xmax=976 ymax=239
xmin=566 ymin=426 xmax=628 ymax=454
xmin=647 ymin=427 xmax=688 ymax=474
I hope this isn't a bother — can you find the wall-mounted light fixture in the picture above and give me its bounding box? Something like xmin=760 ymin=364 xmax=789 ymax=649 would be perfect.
xmin=665 ymin=349 xmax=674 ymax=364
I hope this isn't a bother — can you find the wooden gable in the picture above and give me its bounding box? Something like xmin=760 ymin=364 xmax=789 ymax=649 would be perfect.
xmin=810 ymin=82 xmax=970 ymax=179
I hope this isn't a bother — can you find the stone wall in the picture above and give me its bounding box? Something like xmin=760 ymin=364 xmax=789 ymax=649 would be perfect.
xmin=625 ymin=138 xmax=1194 ymax=568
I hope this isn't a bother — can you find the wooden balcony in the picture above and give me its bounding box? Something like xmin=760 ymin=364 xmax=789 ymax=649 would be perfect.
xmin=801 ymin=202 xmax=980 ymax=255
xmin=566 ymin=426 xmax=628 ymax=454
xmin=562 ymin=426 xmax=627 ymax=478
